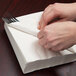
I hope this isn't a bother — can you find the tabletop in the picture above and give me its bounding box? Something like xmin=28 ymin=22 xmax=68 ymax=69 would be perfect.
xmin=0 ymin=0 xmax=76 ymax=76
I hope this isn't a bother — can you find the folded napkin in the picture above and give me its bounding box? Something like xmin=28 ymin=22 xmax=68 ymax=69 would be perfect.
xmin=4 ymin=11 xmax=76 ymax=74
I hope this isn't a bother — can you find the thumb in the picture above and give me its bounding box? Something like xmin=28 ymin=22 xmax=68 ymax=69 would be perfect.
xmin=38 ymin=10 xmax=59 ymax=30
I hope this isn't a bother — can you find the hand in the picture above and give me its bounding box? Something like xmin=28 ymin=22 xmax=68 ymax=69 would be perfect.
xmin=37 ymin=21 xmax=76 ymax=51
xmin=38 ymin=3 xmax=76 ymax=29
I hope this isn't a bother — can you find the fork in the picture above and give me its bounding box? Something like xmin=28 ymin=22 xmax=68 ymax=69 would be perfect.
xmin=2 ymin=12 xmax=19 ymax=24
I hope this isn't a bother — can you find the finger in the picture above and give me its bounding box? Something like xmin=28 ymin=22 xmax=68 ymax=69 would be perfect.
xmin=44 ymin=40 xmax=57 ymax=49
xmin=38 ymin=17 xmax=43 ymax=30
xmin=44 ymin=38 xmax=62 ymax=49
xmin=39 ymin=36 xmax=47 ymax=46
xmin=61 ymin=42 xmax=74 ymax=50
xmin=39 ymin=16 xmax=46 ymax=30
xmin=46 ymin=9 xmax=60 ymax=23
xmin=42 ymin=11 xmax=59 ymax=30
xmin=51 ymin=43 xmax=65 ymax=51
xmin=38 ymin=5 xmax=53 ymax=30
xmin=37 ymin=30 xmax=44 ymax=39
xmin=50 ymin=40 xmax=72 ymax=51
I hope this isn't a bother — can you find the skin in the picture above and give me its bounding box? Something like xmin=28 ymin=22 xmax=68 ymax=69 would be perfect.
xmin=38 ymin=3 xmax=76 ymax=29
xmin=37 ymin=3 xmax=76 ymax=51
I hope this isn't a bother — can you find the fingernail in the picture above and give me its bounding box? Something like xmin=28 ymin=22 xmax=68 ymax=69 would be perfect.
xmin=38 ymin=25 xmax=41 ymax=30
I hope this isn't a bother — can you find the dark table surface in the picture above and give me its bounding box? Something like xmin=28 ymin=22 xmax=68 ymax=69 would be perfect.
xmin=0 ymin=0 xmax=76 ymax=76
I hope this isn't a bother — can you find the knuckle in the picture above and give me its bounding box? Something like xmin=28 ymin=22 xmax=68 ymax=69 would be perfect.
xmin=53 ymin=3 xmax=59 ymax=6
xmin=45 ymin=4 xmax=50 ymax=11
xmin=48 ymin=4 xmax=52 ymax=7
xmin=46 ymin=37 xmax=50 ymax=42
xmin=51 ymin=42 xmax=57 ymax=47
xmin=43 ymin=27 xmax=48 ymax=33
xmin=52 ymin=3 xmax=60 ymax=16
xmin=52 ymin=40 xmax=60 ymax=46
xmin=46 ymin=36 xmax=52 ymax=42
xmin=45 ymin=4 xmax=52 ymax=11
xmin=46 ymin=36 xmax=54 ymax=43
